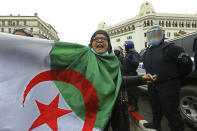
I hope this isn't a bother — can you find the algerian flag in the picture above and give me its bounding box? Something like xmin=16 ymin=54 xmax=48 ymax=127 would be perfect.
xmin=0 ymin=33 xmax=122 ymax=131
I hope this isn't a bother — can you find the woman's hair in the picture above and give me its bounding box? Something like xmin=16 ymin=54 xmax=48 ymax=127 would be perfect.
xmin=89 ymin=30 xmax=112 ymax=53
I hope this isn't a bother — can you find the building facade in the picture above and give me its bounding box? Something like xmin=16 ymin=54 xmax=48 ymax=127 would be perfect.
xmin=98 ymin=1 xmax=197 ymax=52
xmin=0 ymin=13 xmax=59 ymax=40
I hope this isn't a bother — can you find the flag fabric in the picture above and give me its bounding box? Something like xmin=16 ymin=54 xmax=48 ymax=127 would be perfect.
xmin=0 ymin=33 xmax=122 ymax=131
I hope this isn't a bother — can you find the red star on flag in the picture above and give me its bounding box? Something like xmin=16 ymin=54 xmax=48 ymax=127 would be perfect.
xmin=29 ymin=93 xmax=72 ymax=131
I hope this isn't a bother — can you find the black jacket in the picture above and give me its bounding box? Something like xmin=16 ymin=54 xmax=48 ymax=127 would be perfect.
xmin=104 ymin=75 xmax=145 ymax=131
xmin=122 ymin=50 xmax=140 ymax=76
xmin=122 ymin=75 xmax=144 ymax=86
xmin=143 ymin=42 xmax=192 ymax=83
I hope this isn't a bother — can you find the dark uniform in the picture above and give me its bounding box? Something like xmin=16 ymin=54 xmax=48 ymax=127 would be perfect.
xmin=143 ymin=42 xmax=192 ymax=131
xmin=123 ymin=50 xmax=140 ymax=76
xmin=104 ymin=76 xmax=145 ymax=131
xmin=122 ymin=50 xmax=140 ymax=110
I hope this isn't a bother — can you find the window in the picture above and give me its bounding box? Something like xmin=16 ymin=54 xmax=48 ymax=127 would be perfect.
xmin=159 ymin=21 xmax=162 ymax=26
xmin=192 ymin=22 xmax=197 ymax=28
xmin=24 ymin=20 xmax=26 ymax=26
xmin=128 ymin=26 xmax=131 ymax=31
xmin=166 ymin=21 xmax=169 ymax=27
xmin=116 ymin=38 xmax=120 ymax=42
xmin=167 ymin=32 xmax=171 ymax=37
xmin=182 ymin=22 xmax=184 ymax=27
xmin=179 ymin=22 xmax=182 ymax=27
xmin=186 ymin=22 xmax=190 ymax=28
xmin=2 ymin=21 xmax=5 ymax=26
xmin=8 ymin=21 xmax=12 ymax=26
xmin=175 ymin=22 xmax=178 ymax=27
xmin=166 ymin=21 xmax=171 ymax=27
xmin=172 ymin=21 xmax=177 ymax=27
xmin=1 ymin=28 xmax=4 ymax=32
xmin=9 ymin=28 xmax=11 ymax=33
xmin=144 ymin=33 xmax=147 ymax=37
xmin=172 ymin=22 xmax=175 ymax=27
xmin=121 ymin=28 xmax=124 ymax=33
xmin=132 ymin=25 xmax=135 ymax=30
xmin=147 ymin=20 xmax=150 ymax=26
xmin=127 ymin=36 xmax=132 ymax=40
xmin=151 ymin=20 xmax=153 ymax=26
xmin=162 ymin=21 xmax=164 ymax=27
xmin=144 ymin=21 xmax=146 ymax=27
xmin=179 ymin=22 xmax=184 ymax=27
xmin=17 ymin=20 xmax=19 ymax=26
xmin=145 ymin=42 xmax=148 ymax=47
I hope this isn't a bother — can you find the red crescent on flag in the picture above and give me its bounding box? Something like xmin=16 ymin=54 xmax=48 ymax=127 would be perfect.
xmin=23 ymin=69 xmax=99 ymax=131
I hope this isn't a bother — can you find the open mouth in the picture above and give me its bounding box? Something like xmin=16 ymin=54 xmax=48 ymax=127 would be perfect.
xmin=96 ymin=43 xmax=104 ymax=49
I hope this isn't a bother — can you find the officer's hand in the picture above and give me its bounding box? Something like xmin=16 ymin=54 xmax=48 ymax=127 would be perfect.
xmin=142 ymin=74 xmax=156 ymax=84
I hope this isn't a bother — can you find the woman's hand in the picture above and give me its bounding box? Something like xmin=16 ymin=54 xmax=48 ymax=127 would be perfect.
xmin=142 ymin=74 xmax=156 ymax=84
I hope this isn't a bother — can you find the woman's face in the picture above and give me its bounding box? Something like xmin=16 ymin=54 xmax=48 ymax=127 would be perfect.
xmin=92 ymin=34 xmax=109 ymax=54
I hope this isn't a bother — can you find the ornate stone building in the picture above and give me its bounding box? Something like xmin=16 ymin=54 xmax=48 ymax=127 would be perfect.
xmin=0 ymin=13 xmax=59 ymax=40
xmin=98 ymin=1 xmax=197 ymax=52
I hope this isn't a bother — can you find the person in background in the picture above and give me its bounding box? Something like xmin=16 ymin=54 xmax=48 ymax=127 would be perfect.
xmin=143 ymin=25 xmax=192 ymax=131
xmin=13 ymin=28 xmax=33 ymax=37
xmin=114 ymin=46 xmax=124 ymax=66
xmin=118 ymin=46 xmax=124 ymax=56
xmin=122 ymin=41 xmax=140 ymax=112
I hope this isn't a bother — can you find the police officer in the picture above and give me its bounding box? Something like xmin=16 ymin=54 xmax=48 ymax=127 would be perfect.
xmin=143 ymin=25 xmax=192 ymax=131
xmin=122 ymin=41 xmax=140 ymax=112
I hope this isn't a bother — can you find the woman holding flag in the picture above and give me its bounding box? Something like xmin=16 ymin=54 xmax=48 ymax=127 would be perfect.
xmin=89 ymin=30 xmax=155 ymax=131
xmin=0 ymin=29 xmax=154 ymax=131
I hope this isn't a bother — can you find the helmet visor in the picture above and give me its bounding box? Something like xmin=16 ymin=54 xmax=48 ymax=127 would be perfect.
xmin=147 ymin=28 xmax=165 ymax=42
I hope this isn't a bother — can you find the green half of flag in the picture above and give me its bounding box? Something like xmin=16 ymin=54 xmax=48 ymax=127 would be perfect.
xmin=50 ymin=41 xmax=122 ymax=130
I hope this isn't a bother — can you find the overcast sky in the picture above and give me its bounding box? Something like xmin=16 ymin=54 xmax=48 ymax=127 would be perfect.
xmin=1 ymin=0 xmax=197 ymax=44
